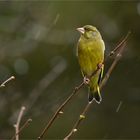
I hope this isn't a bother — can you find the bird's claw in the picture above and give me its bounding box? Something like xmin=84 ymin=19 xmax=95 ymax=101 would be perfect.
xmin=83 ymin=77 xmax=90 ymax=85
xmin=97 ymin=63 xmax=103 ymax=69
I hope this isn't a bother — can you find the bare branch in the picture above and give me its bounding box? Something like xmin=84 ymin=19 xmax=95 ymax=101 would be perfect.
xmin=37 ymin=82 xmax=84 ymax=140
xmin=64 ymin=102 xmax=91 ymax=140
xmin=100 ymin=42 xmax=126 ymax=89
xmin=11 ymin=118 xmax=32 ymax=140
xmin=106 ymin=31 xmax=131 ymax=59
xmin=38 ymin=32 xmax=130 ymax=140
xmin=13 ymin=106 xmax=25 ymax=140
xmin=37 ymin=66 xmax=102 ymax=140
xmin=63 ymin=32 xmax=130 ymax=140
xmin=0 ymin=76 xmax=15 ymax=88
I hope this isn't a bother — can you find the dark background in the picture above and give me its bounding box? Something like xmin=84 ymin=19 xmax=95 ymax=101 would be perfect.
xmin=0 ymin=1 xmax=140 ymax=139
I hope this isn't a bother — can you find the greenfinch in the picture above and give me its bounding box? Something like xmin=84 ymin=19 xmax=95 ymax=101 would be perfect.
xmin=77 ymin=25 xmax=105 ymax=103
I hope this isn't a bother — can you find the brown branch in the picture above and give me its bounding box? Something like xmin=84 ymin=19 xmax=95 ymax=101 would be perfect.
xmin=38 ymin=32 xmax=130 ymax=140
xmin=37 ymin=82 xmax=84 ymax=140
xmin=13 ymin=106 xmax=25 ymax=140
xmin=63 ymin=32 xmax=130 ymax=140
xmin=100 ymin=42 xmax=126 ymax=89
xmin=37 ymin=67 xmax=101 ymax=140
xmin=64 ymin=102 xmax=91 ymax=140
xmin=106 ymin=31 xmax=131 ymax=59
xmin=11 ymin=118 xmax=32 ymax=140
xmin=0 ymin=76 xmax=15 ymax=88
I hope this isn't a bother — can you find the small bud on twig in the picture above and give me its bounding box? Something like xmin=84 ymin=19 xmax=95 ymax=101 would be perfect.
xmin=80 ymin=115 xmax=85 ymax=119
xmin=73 ymin=129 xmax=77 ymax=132
xmin=59 ymin=111 xmax=64 ymax=114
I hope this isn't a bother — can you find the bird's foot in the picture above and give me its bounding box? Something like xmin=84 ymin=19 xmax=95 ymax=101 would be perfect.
xmin=83 ymin=76 xmax=90 ymax=85
xmin=97 ymin=62 xmax=104 ymax=69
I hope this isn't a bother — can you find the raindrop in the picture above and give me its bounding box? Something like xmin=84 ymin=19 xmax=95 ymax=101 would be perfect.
xmin=116 ymin=101 xmax=123 ymax=113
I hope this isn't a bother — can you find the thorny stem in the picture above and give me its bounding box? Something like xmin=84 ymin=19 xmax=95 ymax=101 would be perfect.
xmin=11 ymin=118 xmax=32 ymax=140
xmin=64 ymin=32 xmax=130 ymax=140
xmin=38 ymin=32 xmax=130 ymax=140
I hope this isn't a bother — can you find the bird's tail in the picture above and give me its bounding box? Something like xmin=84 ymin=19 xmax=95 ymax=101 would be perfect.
xmin=88 ymin=86 xmax=102 ymax=104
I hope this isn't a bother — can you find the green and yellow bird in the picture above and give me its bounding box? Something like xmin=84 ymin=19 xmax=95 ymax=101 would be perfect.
xmin=77 ymin=25 xmax=105 ymax=103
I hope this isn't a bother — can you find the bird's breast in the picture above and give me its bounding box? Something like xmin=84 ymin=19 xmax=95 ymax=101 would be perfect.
xmin=77 ymin=39 xmax=104 ymax=76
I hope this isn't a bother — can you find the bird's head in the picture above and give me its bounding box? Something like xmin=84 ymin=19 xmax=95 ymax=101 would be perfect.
xmin=77 ymin=25 xmax=101 ymax=39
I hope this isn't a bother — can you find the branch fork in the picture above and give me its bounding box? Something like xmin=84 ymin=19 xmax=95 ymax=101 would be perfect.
xmin=38 ymin=31 xmax=130 ymax=140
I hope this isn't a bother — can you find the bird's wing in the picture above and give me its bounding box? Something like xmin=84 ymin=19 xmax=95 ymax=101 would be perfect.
xmin=98 ymin=64 xmax=104 ymax=85
xmin=101 ymin=39 xmax=105 ymax=52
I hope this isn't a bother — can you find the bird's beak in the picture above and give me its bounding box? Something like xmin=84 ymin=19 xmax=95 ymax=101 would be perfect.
xmin=77 ymin=27 xmax=85 ymax=34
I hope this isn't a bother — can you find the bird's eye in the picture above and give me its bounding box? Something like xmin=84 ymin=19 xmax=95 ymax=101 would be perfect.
xmin=84 ymin=27 xmax=90 ymax=31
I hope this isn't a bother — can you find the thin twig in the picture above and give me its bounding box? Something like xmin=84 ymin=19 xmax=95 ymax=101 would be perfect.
xmin=64 ymin=102 xmax=91 ymax=140
xmin=0 ymin=76 xmax=15 ymax=88
xmin=106 ymin=31 xmax=131 ymax=59
xmin=11 ymin=118 xmax=32 ymax=140
xmin=38 ymin=32 xmax=130 ymax=140
xmin=37 ymin=64 xmax=102 ymax=140
xmin=13 ymin=106 xmax=25 ymax=140
xmin=100 ymin=42 xmax=126 ymax=89
xmin=63 ymin=33 xmax=129 ymax=139
xmin=37 ymin=82 xmax=84 ymax=140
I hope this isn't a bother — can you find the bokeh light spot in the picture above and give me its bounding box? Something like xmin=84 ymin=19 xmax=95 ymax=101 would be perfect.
xmin=137 ymin=2 xmax=140 ymax=15
xmin=14 ymin=58 xmax=29 ymax=75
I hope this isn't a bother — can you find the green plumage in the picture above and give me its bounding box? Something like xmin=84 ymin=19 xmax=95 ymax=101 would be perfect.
xmin=77 ymin=25 xmax=105 ymax=103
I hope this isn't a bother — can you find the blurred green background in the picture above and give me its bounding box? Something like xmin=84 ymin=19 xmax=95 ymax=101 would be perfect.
xmin=0 ymin=1 xmax=140 ymax=139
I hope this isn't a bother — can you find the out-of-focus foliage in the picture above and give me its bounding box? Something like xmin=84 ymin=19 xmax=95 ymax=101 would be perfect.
xmin=0 ymin=1 xmax=140 ymax=139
